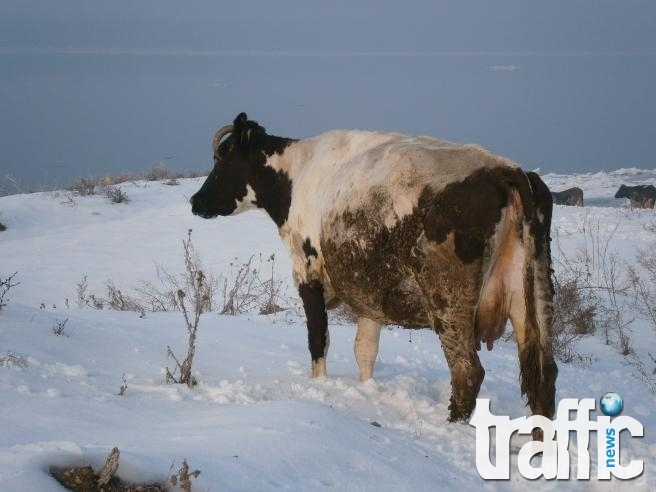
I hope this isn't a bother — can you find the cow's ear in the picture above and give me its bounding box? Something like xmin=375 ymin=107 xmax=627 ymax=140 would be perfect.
xmin=233 ymin=112 xmax=253 ymax=147
xmin=234 ymin=112 xmax=249 ymax=130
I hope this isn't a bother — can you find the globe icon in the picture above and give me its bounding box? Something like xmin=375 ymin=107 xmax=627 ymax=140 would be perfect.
xmin=600 ymin=392 xmax=623 ymax=416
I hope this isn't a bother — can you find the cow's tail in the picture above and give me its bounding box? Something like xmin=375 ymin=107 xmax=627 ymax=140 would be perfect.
xmin=474 ymin=169 xmax=557 ymax=418
xmin=519 ymin=172 xmax=557 ymax=418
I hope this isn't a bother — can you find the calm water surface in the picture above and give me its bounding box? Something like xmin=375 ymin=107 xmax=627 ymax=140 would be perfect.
xmin=1 ymin=52 xmax=654 ymax=192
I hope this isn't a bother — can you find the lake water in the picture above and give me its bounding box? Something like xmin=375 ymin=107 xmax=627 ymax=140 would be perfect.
xmin=1 ymin=52 xmax=654 ymax=192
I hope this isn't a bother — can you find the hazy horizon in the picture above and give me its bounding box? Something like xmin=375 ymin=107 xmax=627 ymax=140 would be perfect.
xmin=1 ymin=1 xmax=655 ymax=192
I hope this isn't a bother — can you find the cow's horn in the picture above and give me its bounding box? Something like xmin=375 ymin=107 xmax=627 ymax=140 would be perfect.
xmin=212 ymin=124 xmax=235 ymax=156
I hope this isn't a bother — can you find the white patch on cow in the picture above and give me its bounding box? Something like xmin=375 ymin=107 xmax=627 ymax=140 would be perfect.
xmin=232 ymin=184 xmax=257 ymax=214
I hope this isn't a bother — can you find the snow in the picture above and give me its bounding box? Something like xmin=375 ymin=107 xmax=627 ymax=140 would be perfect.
xmin=1 ymin=170 xmax=656 ymax=490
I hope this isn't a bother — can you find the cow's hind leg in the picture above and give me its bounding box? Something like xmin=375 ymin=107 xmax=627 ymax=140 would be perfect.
xmin=435 ymin=316 xmax=485 ymax=422
xmin=299 ymin=280 xmax=330 ymax=378
xmin=354 ymin=317 xmax=381 ymax=381
xmin=416 ymin=240 xmax=486 ymax=422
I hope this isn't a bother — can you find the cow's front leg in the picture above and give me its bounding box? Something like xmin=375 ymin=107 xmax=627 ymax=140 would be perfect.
xmin=298 ymin=280 xmax=329 ymax=378
xmin=354 ymin=317 xmax=381 ymax=381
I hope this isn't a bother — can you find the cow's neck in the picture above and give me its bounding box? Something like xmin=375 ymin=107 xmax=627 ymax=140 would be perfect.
xmin=251 ymin=135 xmax=297 ymax=228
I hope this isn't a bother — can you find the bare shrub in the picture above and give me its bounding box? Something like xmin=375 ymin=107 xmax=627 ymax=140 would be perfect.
xmin=166 ymin=231 xmax=208 ymax=387
xmin=68 ymin=177 xmax=96 ymax=196
xmin=553 ymin=217 xmax=632 ymax=354
xmin=625 ymin=249 xmax=656 ymax=391
xmin=595 ymin=252 xmax=632 ymax=349
xmin=106 ymin=280 xmax=144 ymax=312
xmin=52 ymin=318 xmax=69 ymax=336
xmin=629 ymin=249 xmax=656 ymax=330
xmin=136 ymin=254 xmax=218 ymax=314
xmin=168 ymin=459 xmax=200 ymax=492
xmin=76 ymin=250 xmax=290 ymax=317
xmin=118 ymin=373 xmax=128 ymax=396
xmin=76 ymin=276 xmax=104 ymax=309
xmin=0 ymin=351 xmax=28 ymax=368
xmin=550 ymin=276 xmax=595 ymax=364
xmin=220 ymin=254 xmax=291 ymax=315
xmin=0 ymin=272 xmax=19 ymax=311
xmin=104 ymin=185 xmax=129 ymax=204
xmin=134 ymin=268 xmax=178 ymax=312
xmin=220 ymin=256 xmax=258 ymax=315
xmin=627 ymin=351 xmax=656 ymax=394
xmin=164 ymin=178 xmax=179 ymax=186
xmin=258 ymin=254 xmax=287 ymax=314
xmin=76 ymin=275 xmax=89 ymax=308
xmin=144 ymin=164 xmax=173 ymax=182
xmin=552 ymin=277 xmax=596 ymax=336
xmin=88 ymin=295 xmax=105 ymax=310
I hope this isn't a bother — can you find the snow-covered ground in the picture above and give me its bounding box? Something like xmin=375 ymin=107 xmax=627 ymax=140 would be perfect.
xmin=1 ymin=169 xmax=655 ymax=491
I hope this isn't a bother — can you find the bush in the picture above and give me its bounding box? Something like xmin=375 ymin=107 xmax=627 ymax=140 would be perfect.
xmin=220 ymin=254 xmax=289 ymax=315
xmin=551 ymin=276 xmax=596 ymax=364
xmin=68 ymin=178 xmax=96 ymax=196
xmin=105 ymin=281 xmax=143 ymax=312
xmin=52 ymin=318 xmax=69 ymax=336
xmin=104 ymin=185 xmax=129 ymax=204
xmin=166 ymin=231 xmax=207 ymax=387
xmin=0 ymin=272 xmax=19 ymax=311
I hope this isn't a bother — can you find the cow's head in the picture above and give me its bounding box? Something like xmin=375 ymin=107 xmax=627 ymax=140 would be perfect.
xmin=191 ymin=113 xmax=294 ymax=226
xmin=614 ymin=185 xmax=630 ymax=199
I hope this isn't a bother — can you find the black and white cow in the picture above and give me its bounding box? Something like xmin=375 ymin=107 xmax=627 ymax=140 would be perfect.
xmin=614 ymin=184 xmax=656 ymax=209
xmin=551 ymin=187 xmax=583 ymax=207
xmin=191 ymin=113 xmax=557 ymax=423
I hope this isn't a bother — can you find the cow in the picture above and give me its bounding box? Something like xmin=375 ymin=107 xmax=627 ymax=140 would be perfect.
xmin=191 ymin=113 xmax=558 ymax=424
xmin=614 ymin=184 xmax=656 ymax=209
xmin=551 ymin=187 xmax=583 ymax=207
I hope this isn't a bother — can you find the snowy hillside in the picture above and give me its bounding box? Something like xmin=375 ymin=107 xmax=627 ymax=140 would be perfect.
xmin=1 ymin=169 xmax=655 ymax=491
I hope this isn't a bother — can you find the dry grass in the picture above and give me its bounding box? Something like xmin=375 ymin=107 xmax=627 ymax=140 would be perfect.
xmin=144 ymin=164 xmax=174 ymax=182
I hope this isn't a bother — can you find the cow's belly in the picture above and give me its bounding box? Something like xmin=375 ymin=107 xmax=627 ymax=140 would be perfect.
xmin=331 ymin=269 xmax=431 ymax=328
xmin=320 ymin=208 xmax=432 ymax=327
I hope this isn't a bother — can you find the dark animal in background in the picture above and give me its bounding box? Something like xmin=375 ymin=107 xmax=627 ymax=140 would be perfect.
xmin=191 ymin=112 xmax=557 ymax=423
xmin=551 ymin=187 xmax=584 ymax=207
xmin=614 ymin=184 xmax=656 ymax=209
